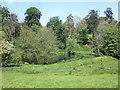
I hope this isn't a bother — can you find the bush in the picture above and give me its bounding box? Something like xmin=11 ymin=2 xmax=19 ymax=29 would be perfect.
xmin=0 ymin=40 xmax=14 ymax=67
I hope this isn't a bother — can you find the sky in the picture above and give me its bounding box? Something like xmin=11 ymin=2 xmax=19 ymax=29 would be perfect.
xmin=1 ymin=1 xmax=119 ymax=26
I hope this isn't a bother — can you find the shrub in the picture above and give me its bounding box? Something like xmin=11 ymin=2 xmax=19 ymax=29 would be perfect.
xmin=0 ymin=40 xmax=14 ymax=67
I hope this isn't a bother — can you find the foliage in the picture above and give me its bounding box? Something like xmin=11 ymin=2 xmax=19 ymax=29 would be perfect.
xmin=86 ymin=10 xmax=100 ymax=56
xmin=31 ymin=24 xmax=41 ymax=32
xmin=25 ymin=7 xmax=42 ymax=27
xmin=102 ymin=27 xmax=119 ymax=58
xmin=35 ymin=27 xmax=58 ymax=64
xmin=47 ymin=16 xmax=62 ymax=30
xmin=0 ymin=30 xmax=7 ymax=40
xmin=92 ymin=21 xmax=111 ymax=56
xmin=1 ymin=5 xmax=118 ymax=68
xmin=0 ymin=40 xmax=14 ymax=67
xmin=55 ymin=24 xmax=67 ymax=49
xmin=1 ymin=6 xmax=21 ymax=41
xmin=19 ymin=26 xmax=58 ymax=64
xmin=66 ymin=38 xmax=80 ymax=58
xmin=74 ymin=19 xmax=89 ymax=45
xmin=47 ymin=16 xmax=67 ymax=49
xmin=2 ymin=20 xmax=21 ymax=41
xmin=65 ymin=13 xmax=74 ymax=38
xmin=9 ymin=13 xmax=18 ymax=23
xmin=86 ymin=10 xmax=99 ymax=34
xmin=104 ymin=8 xmax=113 ymax=24
xmin=0 ymin=5 xmax=10 ymax=20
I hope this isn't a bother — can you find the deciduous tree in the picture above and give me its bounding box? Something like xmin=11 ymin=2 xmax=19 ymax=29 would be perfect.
xmin=65 ymin=14 xmax=74 ymax=38
xmin=47 ymin=16 xmax=67 ymax=49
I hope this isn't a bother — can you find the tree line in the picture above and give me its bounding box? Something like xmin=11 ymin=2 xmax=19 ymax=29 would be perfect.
xmin=0 ymin=5 xmax=119 ymax=67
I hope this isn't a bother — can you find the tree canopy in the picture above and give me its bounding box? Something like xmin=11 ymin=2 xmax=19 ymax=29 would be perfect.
xmin=1 ymin=5 xmax=119 ymax=67
xmin=25 ymin=7 xmax=42 ymax=27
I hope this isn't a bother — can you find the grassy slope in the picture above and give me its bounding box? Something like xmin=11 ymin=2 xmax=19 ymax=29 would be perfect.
xmin=2 ymin=56 xmax=118 ymax=88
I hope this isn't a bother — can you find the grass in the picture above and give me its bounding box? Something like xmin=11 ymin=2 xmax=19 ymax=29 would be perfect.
xmin=2 ymin=56 xmax=118 ymax=88
xmin=3 ymin=71 xmax=118 ymax=88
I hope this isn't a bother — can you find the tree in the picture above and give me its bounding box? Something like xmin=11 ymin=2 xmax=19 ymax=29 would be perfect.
xmin=25 ymin=7 xmax=42 ymax=27
xmin=9 ymin=13 xmax=18 ymax=23
xmin=86 ymin=10 xmax=99 ymax=35
xmin=93 ymin=20 xmax=111 ymax=56
xmin=0 ymin=5 xmax=10 ymax=25
xmin=19 ymin=26 xmax=58 ymax=64
xmin=74 ymin=18 xmax=89 ymax=45
xmin=66 ymin=38 xmax=79 ymax=58
xmin=19 ymin=26 xmax=36 ymax=64
xmin=31 ymin=24 xmax=41 ymax=32
xmin=1 ymin=6 xmax=10 ymax=21
xmin=65 ymin=13 xmax=74 ymax=38
xmin=1 ymin=6 xmax=21 ymax=41
xmin=47 ymin=16 xmax=62 ymax=30
xmin=35 ymin=27 xmax=58 ymax=64
xmin=102 ymin=27 xmax=119 ymax=58
xmin=55 ymin=24 xmax=67 ymax=49
xmin=2 ymin=19 xmax=21 ymax=41
xmin=86 ymin=10 xmax=100 ymax=56
xmin=104 ymin=8 xmax=113 ymax=24
xmin=47 ymin=16 xmax=67 ymax=49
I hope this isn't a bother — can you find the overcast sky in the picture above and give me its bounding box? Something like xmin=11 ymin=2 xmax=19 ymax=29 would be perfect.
xmin=1 ymin=1 xmax=119 ymax=26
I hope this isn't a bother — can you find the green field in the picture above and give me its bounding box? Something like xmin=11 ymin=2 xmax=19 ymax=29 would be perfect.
xmin=2 ymin=56 xmax=118 ymax=88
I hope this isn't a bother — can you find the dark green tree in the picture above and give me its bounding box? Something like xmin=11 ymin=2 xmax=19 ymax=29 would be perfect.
xmin=1 ymin=6 xmax=10 ymax=20
xmin=25 ymin=7 xmax=42 ymax=27
xmin=102 ymin=27 xmax=119 ymax=58
xmin=86 ymin=10 xmax=99 ymax=35
xmin=47 ymin=16 xmax=62 ymax=30
xmin=104 ymin=8 xmax=113 ymax=24
xmin=47 ymin=16 xmax=67 ymax=49
xmin=86 ymin=10 xmax=100 ymax=56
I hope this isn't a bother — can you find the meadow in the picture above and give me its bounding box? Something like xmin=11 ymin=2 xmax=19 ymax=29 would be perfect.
xmin=2 ymin=56 xmax=118 ymax=88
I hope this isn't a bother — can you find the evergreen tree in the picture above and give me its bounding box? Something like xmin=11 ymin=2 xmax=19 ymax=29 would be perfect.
xmin=25 ymin=7 xmax=42 ymax=27
xmin=104 ymin=8 xmax=113 ymax=24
